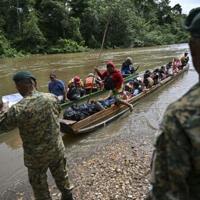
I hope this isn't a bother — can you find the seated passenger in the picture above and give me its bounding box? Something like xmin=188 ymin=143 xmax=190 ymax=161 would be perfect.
xmin=121 ymin=57 xmax=139 ymax=77
xmin=152 ymin=69 xmax=160 ymax=85
xmin=172 ymin=57 xmax=181 ymax=73
xmin=136 ymin=77 xmax=145 ymax=91
xmin=159 ymin=66 xmax=167 ymax=80
xmin=180 ymin=52 xmax=189 ymax=67
xmin=48 ymin=72 xmax=67 ymax=102
xmin=67 ymin=76 xmax=86 ymax=101
xmin=125 ymin=80 xmax=141 ymax=96
xmin=143 ymin=70 xmax=154 ymax=88
xmin=166 ymin=62 xmax=173 ymax=76
xmin=84 ymin=73 xmax=102 ymax=94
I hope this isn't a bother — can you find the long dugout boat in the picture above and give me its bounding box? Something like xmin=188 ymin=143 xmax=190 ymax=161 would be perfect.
xmin=60 ymin=64 xmax=189 ymax=134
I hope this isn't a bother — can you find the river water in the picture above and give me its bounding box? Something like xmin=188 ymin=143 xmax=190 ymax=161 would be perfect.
xmin=0 ymin=43 xmax=199 ymax=199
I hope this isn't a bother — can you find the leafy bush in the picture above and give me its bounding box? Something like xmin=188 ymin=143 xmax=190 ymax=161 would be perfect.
xmin=47 ymin=39 xmax=87 ymax=54
xmin=0 ymin=33 xmax=18 ymax=57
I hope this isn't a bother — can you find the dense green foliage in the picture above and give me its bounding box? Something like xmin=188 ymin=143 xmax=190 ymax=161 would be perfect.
xmin=0 ymin=0 xmax=188 ymax=57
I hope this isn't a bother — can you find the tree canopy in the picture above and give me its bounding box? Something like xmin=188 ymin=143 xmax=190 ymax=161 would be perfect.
xmin=0 ymin=0 xmax=188 ymax=57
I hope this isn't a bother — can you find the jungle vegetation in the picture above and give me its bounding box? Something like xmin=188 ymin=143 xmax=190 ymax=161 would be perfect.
xmin=0 ymin=0 xmax=188 ymax=57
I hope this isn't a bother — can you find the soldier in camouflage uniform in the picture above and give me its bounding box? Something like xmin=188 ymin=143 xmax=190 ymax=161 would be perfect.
xmin=146 ymin=7 xmax=200 ymax=200
xmin=0 ymin=71 xmax=74 ymax=200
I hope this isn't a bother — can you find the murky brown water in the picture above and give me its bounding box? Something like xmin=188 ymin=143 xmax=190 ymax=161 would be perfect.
xmin=0 ymin=43 xmax=198 ymax=199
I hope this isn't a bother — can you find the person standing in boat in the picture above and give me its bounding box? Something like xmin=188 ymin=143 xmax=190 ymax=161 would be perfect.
xmin=121 ymin=57 xmax=139 ymax=78
xmin=48 ymin=72 xmax=67 ymax=102
xmin=146 ymin=7 xmax=200 ymax=200
xmin=95 ymin=61 xmax=133 ymax=111
xmin=0 ymin=71 xmax=74 ymax=200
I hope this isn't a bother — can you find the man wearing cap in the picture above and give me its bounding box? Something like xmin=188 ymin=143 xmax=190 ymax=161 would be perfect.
xmin=0 ymin=71 xmax=74 ymax=200
xmin=146 ymin=7 xmax=200 ymax=200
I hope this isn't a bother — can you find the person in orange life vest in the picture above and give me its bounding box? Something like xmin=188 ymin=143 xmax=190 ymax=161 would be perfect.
xmin=84 ymin=73 xmax=102 ymax=94
xmin=94 ymin=61 xmax=133 ymax=111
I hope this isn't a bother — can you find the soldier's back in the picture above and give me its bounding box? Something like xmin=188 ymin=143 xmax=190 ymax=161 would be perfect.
xmin=11 ymin=91 xmax=64 ymax=166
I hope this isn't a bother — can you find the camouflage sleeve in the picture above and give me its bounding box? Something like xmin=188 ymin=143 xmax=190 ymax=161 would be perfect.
xmin=0 ymin=106 xmax=18 ymax=134
xmin=149 ymin=109 xmax=191 ymax=200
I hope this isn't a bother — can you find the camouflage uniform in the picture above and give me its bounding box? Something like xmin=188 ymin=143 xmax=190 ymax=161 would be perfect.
xmin=147 ymin=83 xmax=200 ymax=200
xmin=0 ymin=91 xmax=72 ymax=200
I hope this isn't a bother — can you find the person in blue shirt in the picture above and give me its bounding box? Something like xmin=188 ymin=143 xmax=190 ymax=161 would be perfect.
xmin=121 ymin=57 xmax=139 ymax=77
xmin=48 ymin=72 xmax=67 ymax=101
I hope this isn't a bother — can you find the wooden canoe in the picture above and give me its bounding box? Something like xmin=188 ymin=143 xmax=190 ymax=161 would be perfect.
xmin=60 ymin=64 xmax=189 ymax=134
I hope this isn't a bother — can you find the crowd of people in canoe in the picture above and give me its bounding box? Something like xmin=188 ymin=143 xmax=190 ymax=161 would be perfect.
xmin=49 ymin=52 xmax=189 ymax=102
xmin=57 ymin=52 xmax=189 ymax=121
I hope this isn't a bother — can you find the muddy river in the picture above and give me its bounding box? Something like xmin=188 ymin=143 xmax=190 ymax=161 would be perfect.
xmin=0 ymin=43 xmax=198 ymax=199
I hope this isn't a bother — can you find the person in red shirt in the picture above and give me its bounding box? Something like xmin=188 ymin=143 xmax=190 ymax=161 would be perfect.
xmin=95 ymin=61 xmax=133 ymax=111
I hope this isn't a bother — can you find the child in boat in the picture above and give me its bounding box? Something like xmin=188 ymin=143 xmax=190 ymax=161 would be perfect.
xmin=95 ymin=61 xmax=133 ymax=111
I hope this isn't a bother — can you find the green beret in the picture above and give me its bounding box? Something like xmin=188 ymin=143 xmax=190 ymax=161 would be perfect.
xmin=13 ymin=71 xmax=36 ymax=82
xmin=185 ymin=7 xmax=200 ymax=38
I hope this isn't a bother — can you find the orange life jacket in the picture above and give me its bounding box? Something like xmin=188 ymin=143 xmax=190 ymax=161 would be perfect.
xmin=84 ymin=77 xmax=96 ymax=89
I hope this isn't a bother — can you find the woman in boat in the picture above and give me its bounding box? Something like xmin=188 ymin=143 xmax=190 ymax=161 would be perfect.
xmin=121 ymin=57 xmax=139 ymax=78
xmin=95 ymin=61 xmax=133 ymax=111
xmin=67 ymin=76 xmax=86 ymax=101
xmin=48 ymin=72 xmax=67 ymax=102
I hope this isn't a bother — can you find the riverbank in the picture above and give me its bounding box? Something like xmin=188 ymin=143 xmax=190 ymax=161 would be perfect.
xmin=49 ymin=135 xmax=153 ymax=200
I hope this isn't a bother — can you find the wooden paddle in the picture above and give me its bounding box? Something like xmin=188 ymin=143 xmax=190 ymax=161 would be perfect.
xmin=87 ymin=14 xmax=112 ymax=102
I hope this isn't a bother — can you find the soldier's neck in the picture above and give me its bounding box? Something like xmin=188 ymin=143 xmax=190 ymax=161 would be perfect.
xmin=23 ymin=88 xmax=37 ymax=97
